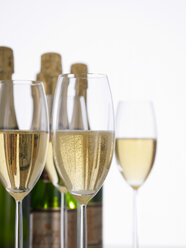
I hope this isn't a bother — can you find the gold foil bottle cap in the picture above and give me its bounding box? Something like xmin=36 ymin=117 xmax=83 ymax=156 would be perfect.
xmin=38 ymin=52 xmax=62 ymax=95
xmin=41 ymin=53 xmax=62 ymax=75
xmin=71 ymin=63 xmax=88 ymax=75
xmin=70 ymin=63 xmax=88 ymax=96
xmin=0 ymin=47 xmax=14 ymax=78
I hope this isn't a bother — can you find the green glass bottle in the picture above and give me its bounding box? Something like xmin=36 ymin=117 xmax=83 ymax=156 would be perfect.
xmin=66 ymin=63 xmax=103 ymax=248
xmin=31 ymin=52 xmax=63 ymax=248
xmin=0 ymin=46 xmax=30 ymax=248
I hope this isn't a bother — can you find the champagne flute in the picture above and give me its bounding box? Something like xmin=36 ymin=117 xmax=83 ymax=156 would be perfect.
xmin=115 ymin=100 xmax=157 ymax=248
xmin=0 ymin=80 xmax=49 ymax=248
xmin=52 ymin=73 xmax=115 ymax=248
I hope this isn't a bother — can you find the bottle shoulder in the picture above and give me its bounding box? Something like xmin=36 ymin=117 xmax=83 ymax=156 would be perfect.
xmin=31 ymin=179 xmax=61 ymax=209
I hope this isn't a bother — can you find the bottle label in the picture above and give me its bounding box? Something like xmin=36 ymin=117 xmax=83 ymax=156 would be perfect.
xmin=67 ymin=209 xmax=77 ymax=248
xmin=67 ymin=202 xmax=102 ymax=248
xmin=87 ymin=202 xmax=102 ymax=248
xmin=31 ymin=210 xmax=60 ymax=248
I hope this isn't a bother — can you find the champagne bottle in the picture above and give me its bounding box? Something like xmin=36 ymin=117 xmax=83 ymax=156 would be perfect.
xmin=31 ymin=52 xmax=62 ymax=248
xmin=68 ymin=63 xmax=103 ymax=248
xmin=0 ymin=46 xmax=30 ymax=248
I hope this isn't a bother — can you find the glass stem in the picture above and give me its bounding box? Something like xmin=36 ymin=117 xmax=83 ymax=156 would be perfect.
xmin=15 ymin=200 xmax=23 ymax=248
xmin=133 ymin=190 xmax=138 ymax=248
xmin=61 ymin=192 xmax=67 ymax=248
xmin=77 ymin=203 xmax=81 ymax=247
xmin=79 ymin=204 xmax=87 ymax=248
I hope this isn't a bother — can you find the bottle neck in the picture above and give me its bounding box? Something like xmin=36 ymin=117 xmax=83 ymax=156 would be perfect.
xmin=46 ymin=94 xmax=54 ymax=129
xmin=39 ymin=94 xmax=53 ymax=182
xmin=0 ymin=75 xmax=18 ymax=129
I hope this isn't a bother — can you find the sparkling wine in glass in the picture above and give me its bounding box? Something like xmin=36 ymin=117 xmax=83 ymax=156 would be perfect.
xmin=52 ymin=73 xmax=115 ymax=248
xmin=0 ymin=80 xmax=49 ymax=248
xmin=115 ymin=101 xmax=157 ymax=248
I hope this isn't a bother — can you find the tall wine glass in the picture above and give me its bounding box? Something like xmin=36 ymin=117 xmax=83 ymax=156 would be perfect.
xmin=52 ymin=73 xmax=115 ymax=248
xmin=115 ymin=101 xmax=157 ymax=248
xmin=0 ymin=80 xmax=49 ymax=248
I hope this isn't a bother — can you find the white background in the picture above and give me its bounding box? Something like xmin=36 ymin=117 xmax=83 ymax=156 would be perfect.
xmin=1 ymin=0 xmax=186 ymax=247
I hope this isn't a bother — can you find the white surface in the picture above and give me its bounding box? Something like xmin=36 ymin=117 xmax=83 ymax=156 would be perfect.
xmin=1 ymin=0 xmax=186 ymax=246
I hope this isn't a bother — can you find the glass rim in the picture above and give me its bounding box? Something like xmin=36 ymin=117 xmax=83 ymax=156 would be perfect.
xmin=0 ymin=80 xmax=43 ymax=86
xmin=58 ymin=73 xmax=108 ymax=80
xmin=117 ymin=99 xmax=154 ymax=105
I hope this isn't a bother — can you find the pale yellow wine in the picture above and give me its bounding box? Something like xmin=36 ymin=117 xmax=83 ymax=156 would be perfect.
xmin=0 ymin=130 xmax=48 ymax=201
xmin=54 ymin=130 xmax=114 ymax=205
xmin=115 ymin=138 xmax=156 ymax=190
xmin=45 ymin=141 xmax=67 ymax=193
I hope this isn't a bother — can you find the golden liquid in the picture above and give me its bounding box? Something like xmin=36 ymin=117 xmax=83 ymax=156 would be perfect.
xmin=0 ymin=130 xmax=48 ymax=201
xmin=45 ymin=141 xmax=67 ymax=193
xmin=54 ymin=131 xmax=114 ymax=205
xmin=115 ymin=138 xmax=156 ymax=190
